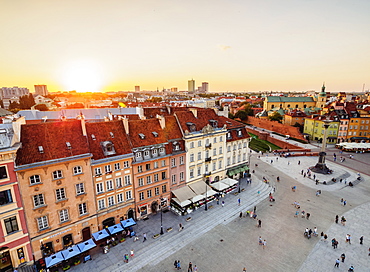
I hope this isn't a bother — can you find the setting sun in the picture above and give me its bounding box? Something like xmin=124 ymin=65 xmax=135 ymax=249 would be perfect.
xmin=61 ymin=60 xmax=105 ymax=92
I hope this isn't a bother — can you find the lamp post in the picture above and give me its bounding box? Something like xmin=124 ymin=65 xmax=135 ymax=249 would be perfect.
xmin=160 ymin=198 xmax=164 ymax=235
xmin=204 ymin=177 xmax=208 ymax=211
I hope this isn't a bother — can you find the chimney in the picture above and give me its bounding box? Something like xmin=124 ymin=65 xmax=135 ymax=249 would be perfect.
xmin=80 ymin=115 xmax=87 ymax=136
xmin=122 ymin=116 xmax=129 ymax=134
xmin=157 ymin=115 xmax=165 ymax=129
xmin=190 ymin=108 xmax=198 ymax=118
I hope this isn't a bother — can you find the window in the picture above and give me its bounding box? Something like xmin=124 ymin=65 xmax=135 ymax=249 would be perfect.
xmin=190 ymin=142 xmax=194 ymax=148
xmin=106 ymin=180 xmax=114 ymax=191
xmin=37 ymin=216 xmax=49 ymax=231
xmin=171 ymin=174 xmax=176 ymax=184
xmin=33 ymin=194 xmax=45 ymax=208
xmin=123 ymin=161 xmax=129 ymax=168
xmin=154 ymin=174 xmax=159 ymax=182
xmin=155 ymin=187 xmax=159 ymax=195
xmin=213 ymin=148 xmax=217 ymax=156
xmin=227 ymin=158 xmax=231 ymax=166
xmin=144 ymin=151 xmax=150 ymax=157
xmin=0 ymin=189 xmax=13 ymax=205
xmin=161 ymin=171 xmax=166 ymax=180
xmin=219 ymin=147 xmax=223 ymax=154
xmin=59 ymin=209 xmax=69 ymax=223
xmin=180 ymin=172 xmax=184 ymax=181
xmin=197 ymin=152 xmax=202 ymax=160
xmin=179 ymin=156 xmax=184 ymax=165
xmin=227 ymin=146 xmax=231 ymax=152
xmin=76 ymin=183 xmax=85 ymax=195
xmin=146 ymin=176 xmax=152 ymax=184
xmin=159 ymin=148 xmax=165 ymax=154
xmin=138 ymin=178 xmax=144 ymax=187
xmin=212 ymin=162 xmax=216 ymax=171
xmin=53 ymin=170 xmax=63 ymax=179
xmin=108 ymin=196 xmax=115 ymax=206
xmin=213 ymin=137 xmax=217 ymax=143
xmin=162 ymin=185 xmax=167 ymax=193
xmin=145 ymin=163 xmax=151 ymax=171
xmin=0 ymin=166 xmax=8 ymax=179
xmin=197 ymin=167 xmax=201 ymax=176
xmin=117 ymin=193 xmax=124 ymax=203
xmin=137 ymin=166 xmax=143 ymax=173
xmin=139 ymin=192 xmax=144 ymax=201
xmin=190 ymin=169 xmax=194 ymax=178
xmin=219 ymin=136 xmax=223 ymax=142
xmin=55 ymin=188 xmax=66 ymax=201
xmin=114 ymin=162 xmax=120 ymax=171
xmin=147 ymin=190 xmax=152 ymax=198
xmin=73 ymin=166 xmax=82 ymax=175
xmin=124 ymin=175 xmax=131 ymax=185
xmin=190 ymin=153 xmax=194 ymax=162
xmin=30 ymin=175 xmax=41 ymax=185
xmin=78 ymin=203 xmax=87 ymax=216
xmin=152 ymin=149 xmax=158 ymax=156
xmin=116 ymin=177 xmax=123 ymax=188
xmin=4 ymin=216 xmax=18 ymax=234
xmin=218 ymin=160 xmax=222 ymax=169
xmin=243 ymin=142 xmax=247 ymax=148
xmin=126 ymin=191 xmax=132 ymax=200
xmin=95 ymin=167 xmax=102 ymax=176
xmin=238 ymin=143 xmax=241 ymax=149
xmin=161 ymin=160 xmax=166 ymax=167
xmin=154 ymin=161 xmax=158 ymax=169
xmin=171 ymin=158 xmax=176 ymax=167
xmin=96 ymin=183 xmax=104 ymax=194
xmin=98 ymin=199 xmax=105 ymax=210
xmin=136 ymin=152 xmax=142 ymax=159
xmin=105 ymin=165 xmax=112 ymax=173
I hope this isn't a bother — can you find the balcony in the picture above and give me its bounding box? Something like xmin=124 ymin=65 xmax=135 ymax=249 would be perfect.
xmin=205 ymin=157 xmax=212 ymax=163
xmin=204 ymin=172 xmax=212 ymax=177
xmin=205 ymin=143 xmax=212 ymax=149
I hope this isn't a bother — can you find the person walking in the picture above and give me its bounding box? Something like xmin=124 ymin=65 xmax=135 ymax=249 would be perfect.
xmin=177 ymin=260 xmax=181 ymax=270
xmin=259 ymin=236 xmax=262 ymax=246
xmin=360 ymin=236 xmax=364 ymax=245
xmin=222 ymin=201 xmax=225 ymax=207
xmin=130 ymin=249 xmax=134 ymax=257
xmin=188 ymin=262 xmax=193 ymax=272
xmin=174 ymin=260 xmax=178 ymax=269
xmin=143 ymin=233 xmax=147 ymax=242
xmin=334 ymin=258 xmax=340 ymax=268
xmin=262 ymin=240 xmax=267 ymax=249
xmin=306 ymin=213 xmax=310 ymax=220
xmin=238 ymin=198 xmax=241 ymax=206
xmin=253 ymin=206 xmax=256 ymax=213
xmin=258 ymin=219 xmax=262 ymax=228
xmin=239 ymin=211 xmax=243 ymax=218
xmin=179 ymin=223 xmax=184 ymax=231
xmin=335 ymin=215 xmax=339 ymax=224
xmin=348 ymin=234 xmax=351 ymax=244
xmin=193 ymin=265 xmax=198 ymax=272
xmin=124 ymin=254 xmax=129 ymax=263
xmin=341 ymin=253 xmax=345 ymax=262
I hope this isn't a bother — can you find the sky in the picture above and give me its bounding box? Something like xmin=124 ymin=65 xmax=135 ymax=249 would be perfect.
xmin=1 ymin=0 xmax=370 ymax=93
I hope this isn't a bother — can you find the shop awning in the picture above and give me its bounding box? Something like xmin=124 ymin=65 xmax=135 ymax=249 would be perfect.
xmin=172 ymin=197 xmax=191 ymax=207
xmin=108 ymin=223 xmax=124 ymax=235
xmin=76 ymin=239 xmax=96 ymax=253
xmin=227 ymin=170 xmax=235 ymax=176
xmin=210 ymin=181 xmax=229 ymax=191
xmin=206 ymin=189 xmax=218 ymax=197
xmin=188 ymin=181 xmax=213 ymax=195
xmin=191 ymin=194 xmax=205 ymax=203
xmin=172 ymin=186 xmax=197 ymax=203
xmin=221 ymin=177 xmax=239 ymax=187
xmin=121 ymin=218 xmax=136 ymax=228
xmin=92 ymin=229 xmax=110 ymax=241
xmin=61 ymin=245 xmax=81 ymax=260
xmin=45 ymin=252 xmax=65 ymax=268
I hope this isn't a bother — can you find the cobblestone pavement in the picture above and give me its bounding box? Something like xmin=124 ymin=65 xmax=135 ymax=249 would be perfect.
xmin=66 ymin=148 xmax=370 ymax=272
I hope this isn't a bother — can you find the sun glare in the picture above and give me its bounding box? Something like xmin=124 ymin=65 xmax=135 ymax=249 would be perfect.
xmin=61 ymin=60 xmax=104 ymax=92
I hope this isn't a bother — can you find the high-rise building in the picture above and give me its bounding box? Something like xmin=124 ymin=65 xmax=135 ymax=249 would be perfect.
xmin=34 ymin=85 xmax=48 ymax=96
xmin=202 ymin=82 xmax=209 ymax=93
xmin=188 ymin=79 xmax=195 ymax=93
xmin=171 ymin=87 xmax=178 ymax=92
xmin=0 ymin=87 xmax=30 ymax=109
xmin=135 ymin=86 xmax=140 ymax=92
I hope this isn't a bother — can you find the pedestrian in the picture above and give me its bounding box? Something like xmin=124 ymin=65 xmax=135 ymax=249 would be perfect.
xmin=343 ymin=200 xmax=347 ymax=206
xmin=179 ymin=223 xmax=183 ymax=231
xmin=276 ymin=176 xmax=280 ymax=182
xmin=238 ymin=198 xmax=241 ymax=206
xmin=324 ymin=234 xmax=328 ymax=242
xmin=301 ymin=210 xmax=305 ymax=218
xmin=258 ymin=219 xmax=261 ymax=228
xmin=216 ymin=198 xmax=219 ymax=205
xmin=360 ymin=236 xmax=363 ymax=245
xmin=341 ymin=216 xmax=346 ymax=226
xmin=306 ymin=213 xmax=310 ymax=220
xmin=188 ymin=262 xmax=193 ymax=272
xmin=341 ymin=253 xmax=345 ymax=262
xmin=348 ymin=234 xmax=351 ymax=244
xmin=239 ymin=211 xmax=243 ymax=218
xmin=294 ymin=210 xmax=299 ymax=217
xmin=334 ymin=258 xmax=340 ymax=268
xmin=124 ymin=254 xmax=129 ymax=263
xmin=221 ymin=201 xmax=225 ymax=207
xmin=143 ymin=233 xmax=147 ymax=242
xmin=243 ymin=268 xmax=246 ymax=272
xmin=253 ymin=206 xmax=256 ymax=213
xmin=177 ymin=260 xmax=181 ymax=270
xmin=257 ymin=190 xmax=260 ymax=196
xmin=332 ymin=238 xmax=336 ymax=249
xmin=259 ymin=236 xmax=262 ymax=245
xmin=335 ymin=215 xmax=339 ymax=224
xmin=193 ymin=265 xmax=198 ymax=272
xmin=262 ymin=240 xmax=266 ymax=249
xmin=321 ymin=232 xmax=324 ymax=240
xmin=174 ymin=260 xmax=178 ymax=269
xmin=130 ymin=249 xmax=134 ymax=257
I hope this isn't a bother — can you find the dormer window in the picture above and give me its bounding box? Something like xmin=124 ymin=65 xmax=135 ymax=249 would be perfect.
xmin=101 ymin=141 xmax=116 ymax=156
xmin=91 ymin=134 xmax=96 ymax=140
xmin=139 ymin=133 xmax=145 ymax=139
xmin=237 ymin=130 xmax=242 ymax=137
xmin=38 ymin=146 xmax=44 ymax=153
xmin=159 ymin=147 xmax=165 ymax=155
xmin=186 ymin=122 xmax=196 ymax=132
xmin=209 ymin=120 xmax=218 ymax=128
xmin=152 ymin=132 xmax=158 ymax=137
xmin=173 ymin=141 xmax=181 ymax=151
xmin=110 ymin=132 xmax=114 ymax=138
xmin=227 ymin=132 xmax=232 ymax=139
xmin=66 ymin=142 xmax=71 ymax=149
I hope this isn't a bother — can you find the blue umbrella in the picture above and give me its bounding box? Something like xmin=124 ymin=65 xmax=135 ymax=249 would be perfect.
xmin=45 ymin=252 xmax=65 ymax=268
xmin=120 ymin=218 xmax=136 ymax=228
xmin=76 ymin=239 xmax=96 ymax=253
xmin=61 ymin=245 xmax=81 ymax=260
xmin=91 ymin=229 xmax=110 ymax=241
xmin=108 ymin=223 xmax=123 ymax=235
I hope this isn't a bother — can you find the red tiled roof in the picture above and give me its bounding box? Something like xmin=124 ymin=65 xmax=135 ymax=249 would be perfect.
xmin=85 ymin=120 xmax=132 ymax=160
xmin=128 ymin=119 xmax=167 ymax=148
xmin=16 ymin=120 xmax=90 ymax=166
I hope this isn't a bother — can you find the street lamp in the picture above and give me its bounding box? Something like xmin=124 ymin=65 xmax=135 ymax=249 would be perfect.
xmin=204 ymin=178 xmax=208 ymax=211
xmin=160 ymin=198 xmax=164 ymax=235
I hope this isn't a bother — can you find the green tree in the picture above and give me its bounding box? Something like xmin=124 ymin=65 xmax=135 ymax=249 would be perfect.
xmin=234 ymin=110 xmax=248 ymax=121
xmin=19 ymin=94 xmax=36 ymax=109
xmin=268 ymin=112 xmax=283 ymax=123
xmin=34 ymin=104 xmax=49 ymax=111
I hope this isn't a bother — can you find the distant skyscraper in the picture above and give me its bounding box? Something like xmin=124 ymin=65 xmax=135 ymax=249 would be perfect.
xmin=202 ymin=82 xmax=209 ymax=93
xmin=135 ymin=86 xmax=140 ymax=92
xmin=171 ymin=87 xmax=178 ymax=92
xmin=34 ymin=85 xmax=48 ymax=96
xmin=188 ymin=79 xmax=195 ymax=92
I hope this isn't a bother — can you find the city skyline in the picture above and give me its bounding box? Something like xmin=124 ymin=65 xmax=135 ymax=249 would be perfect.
xmin=1 ymin=0 xmax=370 ymax=93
